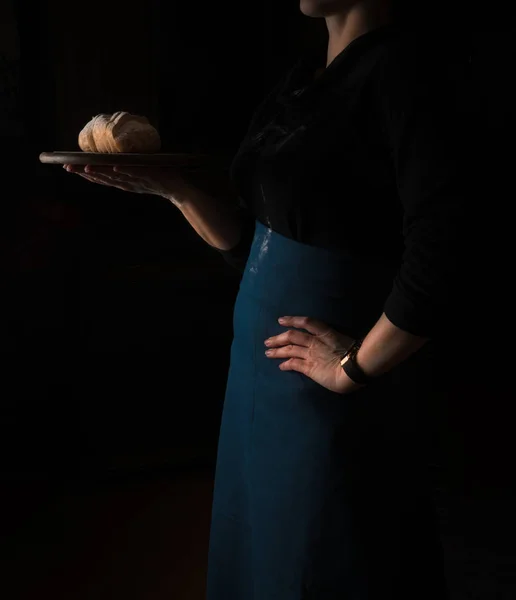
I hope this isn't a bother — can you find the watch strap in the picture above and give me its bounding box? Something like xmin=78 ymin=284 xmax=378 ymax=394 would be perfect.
xmin=340 ymin=339 xmax=373 ymax=385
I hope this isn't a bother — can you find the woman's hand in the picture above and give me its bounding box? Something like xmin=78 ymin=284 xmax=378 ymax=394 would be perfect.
xmin=264 ymin=316 xmax=364 ymax=395
xmin=63 ymin=165 xmax=192 ymax=207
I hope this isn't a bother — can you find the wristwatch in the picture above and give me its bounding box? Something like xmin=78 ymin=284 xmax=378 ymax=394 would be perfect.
xmin=339 ymin=339 xmax=374 ymax=386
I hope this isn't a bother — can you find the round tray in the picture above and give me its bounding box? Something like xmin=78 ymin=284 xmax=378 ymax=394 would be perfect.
xmin=39 ymin=151 xmax=213 ymax=167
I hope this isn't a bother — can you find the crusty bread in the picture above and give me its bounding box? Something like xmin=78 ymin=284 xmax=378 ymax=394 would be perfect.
xmin=91 ymin=114 xmax=112 ymax=153
xmin=78 ymin=119 xmax=97 ymax=152
xmin=110 ymin=112 xmax=161 ymax=153
xmin=78 ymin=112 xmax=161 ymax=153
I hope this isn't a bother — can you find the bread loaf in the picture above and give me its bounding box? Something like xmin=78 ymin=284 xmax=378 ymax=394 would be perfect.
xmin=78 ymin=112 xmax=161 ymax=153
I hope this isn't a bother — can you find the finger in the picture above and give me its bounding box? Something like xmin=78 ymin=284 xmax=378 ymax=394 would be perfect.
xmin=278 ymin=316 xmax=333 ymax=337
xmin=266 ymin=329 xmax=311 ymax=348
xmin=84 ymin=166 xmax=117 ymax=176
xmin=64 ymin=164 xmax=85 ymax=173
xmin=278 ymin=358 xmax=310 ymax=376
xmin=265 ymin=344 xmax=309 ymax=360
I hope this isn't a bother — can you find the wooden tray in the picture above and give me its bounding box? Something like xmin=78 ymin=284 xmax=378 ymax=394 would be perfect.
xmin=40 ymin=151 xmax=212 ymax=167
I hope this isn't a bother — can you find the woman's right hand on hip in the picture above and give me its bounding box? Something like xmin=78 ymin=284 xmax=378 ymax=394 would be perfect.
xmin=63 ymin=164 xmax=193 ymax=207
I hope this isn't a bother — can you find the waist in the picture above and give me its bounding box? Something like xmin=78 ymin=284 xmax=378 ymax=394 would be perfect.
xmin=238 ymin=220 xmax=398 ymax=339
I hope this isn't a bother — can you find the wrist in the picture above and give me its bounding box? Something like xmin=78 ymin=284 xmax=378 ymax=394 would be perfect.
xmin=354 ymin=346 xmax=377 ymax=378
xmin=337 ymin=367 xmax=367 ymax=394
xmin=338 ymin=338 xmax=375 ymax=391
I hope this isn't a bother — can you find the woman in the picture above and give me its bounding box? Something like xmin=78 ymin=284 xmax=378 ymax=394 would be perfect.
xmin=65 ymin=1 xmax=471 ymax=597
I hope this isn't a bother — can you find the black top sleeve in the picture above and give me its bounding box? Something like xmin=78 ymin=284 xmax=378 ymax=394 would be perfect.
xmin=377 ymin=41 xmax=472 ymax=338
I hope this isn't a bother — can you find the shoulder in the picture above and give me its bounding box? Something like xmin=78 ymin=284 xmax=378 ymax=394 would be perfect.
xmin=378 ymin=30 xmax=436 ymax=84
xmin=378 ymin=26 xmax=468 ymax=86
xmin=373 ymin=27 xmax=464 ymax=114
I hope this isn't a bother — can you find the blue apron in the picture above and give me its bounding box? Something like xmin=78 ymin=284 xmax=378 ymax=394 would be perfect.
xmin=207 ymin=220 xmax=448 ymax=599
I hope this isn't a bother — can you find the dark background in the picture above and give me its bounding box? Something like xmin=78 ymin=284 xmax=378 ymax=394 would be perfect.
xmin=2 ymin=0 xmax=325 ymax=476
xmin=1 ymin=1 xmax=516 ymax=598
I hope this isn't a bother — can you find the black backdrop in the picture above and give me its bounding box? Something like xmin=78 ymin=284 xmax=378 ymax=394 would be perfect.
xmin=2 ymin=4 xmax=516 ymax=597
xmin=1 ymin=0 xmax=330 ymax=478
xmin=2 ymin=0 xmax=515 ymax=487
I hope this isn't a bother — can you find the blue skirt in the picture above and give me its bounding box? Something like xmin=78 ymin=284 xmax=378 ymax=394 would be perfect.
xmin=207 ymin=220 xmax=448 ymax=599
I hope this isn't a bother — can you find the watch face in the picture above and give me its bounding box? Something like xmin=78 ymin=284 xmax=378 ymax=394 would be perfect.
xmin=341 ymin=341 xmax=359 ymax=366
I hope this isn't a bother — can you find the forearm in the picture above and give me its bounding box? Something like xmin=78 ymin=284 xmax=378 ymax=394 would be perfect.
xmin=170 ymin=184 xmax=244 ymax=251
xmin=342 ymin=312 xmax=429 ymax=392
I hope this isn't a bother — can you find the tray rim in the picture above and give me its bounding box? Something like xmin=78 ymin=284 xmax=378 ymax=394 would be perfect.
xmin=39 ymin=151 xmax=214 ymax=166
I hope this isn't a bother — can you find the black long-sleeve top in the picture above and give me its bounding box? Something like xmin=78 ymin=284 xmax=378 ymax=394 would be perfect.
xmin=217 ymin=24 xmax=473 ymax=338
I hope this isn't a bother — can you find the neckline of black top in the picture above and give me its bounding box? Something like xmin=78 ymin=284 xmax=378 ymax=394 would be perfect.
xmin=281 ymin=22 xmax=401 ymax=103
